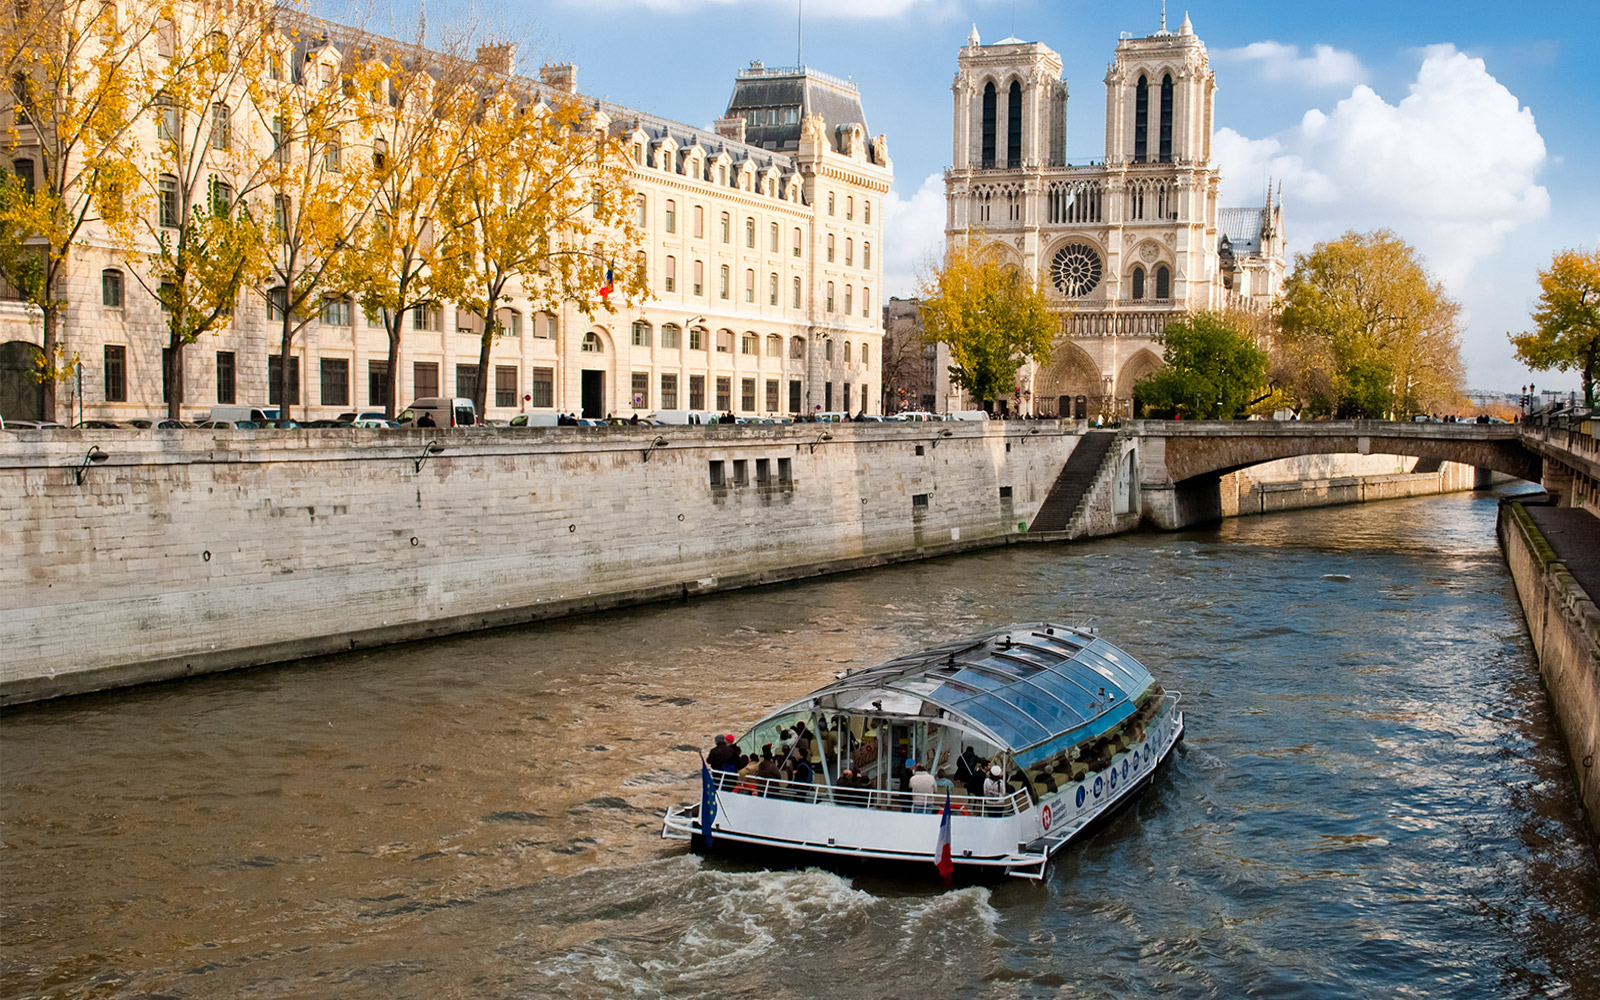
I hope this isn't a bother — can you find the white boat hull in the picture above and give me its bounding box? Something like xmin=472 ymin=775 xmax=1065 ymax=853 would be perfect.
xmin=664 ymin=699 xmax=1184 ymax=879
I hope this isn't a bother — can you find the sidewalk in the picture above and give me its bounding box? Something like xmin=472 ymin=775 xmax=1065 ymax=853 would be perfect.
xmin=1524 ymin=503 xmax=1600 ymax=602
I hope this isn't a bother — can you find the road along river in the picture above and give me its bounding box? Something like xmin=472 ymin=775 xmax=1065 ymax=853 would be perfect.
xmin=2 ymin=485 xmax=1597 ymax=999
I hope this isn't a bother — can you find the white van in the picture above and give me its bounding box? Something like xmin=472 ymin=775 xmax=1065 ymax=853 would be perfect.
xmin=397 ymin=397 xmax=477 ymax=428
xmin=647 ymin=410 xmax=725 ymax=425
xmin=509 ymin=412 xmax=561 ymax=427
xmin=208 ymin=405 xmax=279 ymax=423
xmin=947 ymin=410 xmax=991 ymax=421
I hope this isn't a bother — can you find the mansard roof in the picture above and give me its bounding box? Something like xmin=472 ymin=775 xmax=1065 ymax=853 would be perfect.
xmin=725 ymin=62 xmax=869 ymax=153
xmin=1218 ymin=207 xmax=1267 ymax=257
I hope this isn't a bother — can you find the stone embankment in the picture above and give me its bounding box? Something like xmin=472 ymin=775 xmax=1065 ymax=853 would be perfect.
xmin=1 ymin=422 xmax=1490 ymax=705
xmin=1498 ymin=500 xmax=1600 ymax=847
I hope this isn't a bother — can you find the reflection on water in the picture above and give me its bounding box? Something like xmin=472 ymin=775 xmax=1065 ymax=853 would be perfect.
xmin=2 ymin=488 xmax=1598 ymax=999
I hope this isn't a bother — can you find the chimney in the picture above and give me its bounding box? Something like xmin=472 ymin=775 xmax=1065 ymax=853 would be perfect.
xmin=475 ymin=42 xmax=514 ymax=76
xmin=714 ymin=115 xmax=746 ymax=142
xmin=539 ymin=62 xmax=577 ymax=94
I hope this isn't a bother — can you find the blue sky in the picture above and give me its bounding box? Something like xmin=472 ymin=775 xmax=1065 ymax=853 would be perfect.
xmin=368 ymin=0 xmax=1598 ymax=394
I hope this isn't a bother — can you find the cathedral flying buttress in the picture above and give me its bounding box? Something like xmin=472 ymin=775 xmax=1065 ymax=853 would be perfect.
xmin=944 ymin=12 xmax=1285 ymax=416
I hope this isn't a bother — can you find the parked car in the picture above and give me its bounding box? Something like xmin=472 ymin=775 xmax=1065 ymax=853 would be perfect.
xmin=647 ymin=410 xmax=724 ymax=425
xmin=350 ymin=418 xmax=396 ymax=428
xmin=194 ymin=419 xmax=258 ymax=429
xmin=2 ymin=419 xmax=66 ymax=429
xmin=73 ymin=420 xmax=125 ymax=429
xmin=123 ymin=418 xmax=190 ymax=429
xmin=301 ymin=419 xmax=347 ymax=428
xmin=893 ymin=411 xmax=943 ymax=422
xmin=336 ymin=411 xmax=391 ymax=423
xmin=258 ymin=419 xmax=301 ymax=429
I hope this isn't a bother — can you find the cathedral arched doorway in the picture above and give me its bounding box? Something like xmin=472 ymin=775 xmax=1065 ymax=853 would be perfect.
xmin=1118 ymin=349 xmax=1163 ymax=416
xmin=1036 ymin=341 xmax=1102 ymax=418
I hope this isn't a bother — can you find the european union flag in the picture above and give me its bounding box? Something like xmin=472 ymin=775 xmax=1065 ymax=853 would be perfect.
xmin=700 ymin=760 xmax=719 ymax=847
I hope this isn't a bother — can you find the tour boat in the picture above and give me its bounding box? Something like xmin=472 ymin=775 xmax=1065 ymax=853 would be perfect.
xmin=662 ymin=622 xmax=1184 ymax=879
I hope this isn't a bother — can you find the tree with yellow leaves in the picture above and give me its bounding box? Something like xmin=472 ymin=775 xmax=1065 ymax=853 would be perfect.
xmin=439 ymin=86 xmax=647 ymax=416
xmin=1509 ymin=249 xmax=1600 ymax=407
xmin=917 ymin=236 xmax=1054 ymax=409
xmin=0 ymin=0 xmax=154 ymax=419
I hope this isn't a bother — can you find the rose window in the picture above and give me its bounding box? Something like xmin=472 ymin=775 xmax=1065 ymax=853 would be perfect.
xmin=1050 ymin=243 xmax=1102 ymax=297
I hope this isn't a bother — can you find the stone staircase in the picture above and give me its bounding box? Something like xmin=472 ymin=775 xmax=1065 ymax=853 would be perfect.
xmin=1029 ymin=430 xmax=1119 ymax=534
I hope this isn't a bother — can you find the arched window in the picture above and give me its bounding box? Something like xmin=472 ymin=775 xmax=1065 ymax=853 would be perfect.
xmin=790 ymin=335 xmax=805 ymax=359
xmin=766 ymin=334 xmax=782 ymax=357
xmin=689 ymin=327 xmax=706 ymax=350
xmin=693 ymin=259 xmax=704 ymax=296
xmin=863 ymin=242 xmax=871 ymax=269
xmin=827 ymin=191 xmax=835 ymax=215
xmin=716 ymin=329 xmax=734 ymax=353
xmin=1134 ymin=75 xmax=1149 ymax=163
xmin=844 ymin=341 xmax=852 ymax=363
xmin=1155 ymin=265 xmax=1170 ymax=300
xmin=636 ymin=194 xmax=647 ymax=228
xmin=824 ymin=339 xmax=834 ymax=361
xmin=1160 ymin=74 xmax=1174 ymax=163
xmin=664 ymin=255 xmax=676 ymax=293
xmin=844 ymin=285 xmax=853 ymax=315
xmin=792 ymin=275 xmax=801 ymax=308
xmin=101 ymin=268 xmax=124 ymax=307
xmin=693 ymin=205 xmax=704 ymax=238
xmin=846 ymin=196 xmax=854 ymax=220
xmin=581 ymin=331 xmax=603 ymax=352
xmin=631 ymin=320 xmax=651 ymax=347
xmin=845 ymin=238 xmax=853 ymax=266
xmin=719 ymin=264 xmax=730 ymax=299
xmin=664 ymin=199 xmax=676 ymax=233
xmin=496 ymin=308 xmax=522 ymax=337
xmin=860 ymin=344 xmax=869 ymax=367
xmin=661 ymin=323 xmax=682 ymax=349
xmin=861 ymin=287 xmax=870 ymax=317
xmin=793 ymin=227 xmax=802 ymax=257
xmin=1007 ymin=80 xmax=1022 ymax=167
xmin=863 ymin=200 xmax=871 ymax=224
xmin=768 ymin=272 xmax=778 ymax=306
xmin=769 ymin=221 xmax=779 ymax=252
xmin=745 ymin=217 xmax=755 ymax=247
xmin=741 ymin=332 xmax=758 ymax=355
xmin=826 ymin=281 xmax=835 ymax=313
xmin=720 ymin=211 xmax=730 ymax=243
xmin=744 ymin=268 xmax=754 ymax=303
xmin=1131 ymin=266 xmax=1145 ymax=300
xmin=210 ymin=102 xmax=230 ymax=150
xmin=826 ymin=234 xmax=835 ymax=262
xmin=157 ymin=173 xmax=179 ymax=227
xmin=981 ymin=81 xmax=997 ymax=167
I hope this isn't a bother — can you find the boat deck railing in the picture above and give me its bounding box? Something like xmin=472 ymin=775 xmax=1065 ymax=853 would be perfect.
xmin=708 ymin=768 xmax=1030 ymax=817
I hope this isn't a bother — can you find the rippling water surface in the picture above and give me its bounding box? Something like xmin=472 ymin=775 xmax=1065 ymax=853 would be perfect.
xmin=4 ymin=488 xmax=1598 ymax=999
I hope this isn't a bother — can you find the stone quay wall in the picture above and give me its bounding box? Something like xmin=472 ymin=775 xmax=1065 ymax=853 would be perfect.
xmin=1221 ymin=454 xmax=1492 ymax=519
xmin=0 ymin=422 xmax=1079 ymax=704
xmin=1498 ymin=502 xmax=1600 ymax=846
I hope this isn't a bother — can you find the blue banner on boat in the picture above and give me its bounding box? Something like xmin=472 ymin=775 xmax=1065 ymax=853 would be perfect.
xmin=700 ymin=761 xmax=719 ymax=846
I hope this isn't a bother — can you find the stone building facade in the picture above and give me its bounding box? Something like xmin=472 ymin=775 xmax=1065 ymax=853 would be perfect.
xmin=881 ymin=296 xmax=952 ymax=414
xmin=944 ymin=14 xmax=1284 ymax=418
xmin=0 ymin=10 xmax=889 ymax=423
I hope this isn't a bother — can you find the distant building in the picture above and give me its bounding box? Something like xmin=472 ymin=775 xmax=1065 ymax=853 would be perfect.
xmin=881 ymin=297 xmax=951 ymax=413
xmin=944 ymin=13 xmax=1286 ymax=416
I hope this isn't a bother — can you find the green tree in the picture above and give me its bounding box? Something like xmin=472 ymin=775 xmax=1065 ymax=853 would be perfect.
xmin=1133 ymin=311 xmax=1268 ymax=419
xmin=1279 ymin=229 xmax=1464 ymax=418
xmin=440 ymin=88 xmax=647 ymax=416
xmin=1509 ymin=248 xmax=1600 ymax=406
xmin=917 ymin=237 xmax=1054 ymax=407
xmin=1 ymin=0 xmax=152 ymax=419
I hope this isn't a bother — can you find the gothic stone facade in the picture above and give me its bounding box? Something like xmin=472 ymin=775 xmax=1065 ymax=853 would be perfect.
xmin=944 ymin=15 xmax=1284 ymax=417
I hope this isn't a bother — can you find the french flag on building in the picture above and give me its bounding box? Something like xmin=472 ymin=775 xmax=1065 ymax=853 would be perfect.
xmin=598 ymin=265 xmax=614 ymax=301
xmin=934 ymin=791 xmax=953 ymax=879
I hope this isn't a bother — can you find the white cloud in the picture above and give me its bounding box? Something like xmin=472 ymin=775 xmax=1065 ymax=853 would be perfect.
xmin=1215 ymin=45 xmax=1548 ymax=290
xmin=1219 ymin=41 xmax=1367 ymax=88
xmin=881 ymin=172 xmax=946 ymax=299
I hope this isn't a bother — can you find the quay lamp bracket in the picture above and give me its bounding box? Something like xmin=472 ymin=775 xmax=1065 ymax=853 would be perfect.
xmin=642 ymin=435 xmax=670 ymax=462
xmin=930 ymin=429 xmax=954 ymax=449
xmin=75 ymin=446 xmax=109 ymax=485
xmin=809 ymin=432 xmax=833 ymax=454
xmin=413 ymin=439 xmax=446 ymax=473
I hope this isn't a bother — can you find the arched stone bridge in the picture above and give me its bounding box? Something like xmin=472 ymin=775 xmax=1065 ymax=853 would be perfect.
xmin=1130 ymin=420 xmax=1545 ymax=529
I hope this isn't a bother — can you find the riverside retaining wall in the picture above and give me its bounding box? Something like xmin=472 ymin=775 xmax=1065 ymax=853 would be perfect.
xmin=1498 ymin=502 xmax=1600 ymax=847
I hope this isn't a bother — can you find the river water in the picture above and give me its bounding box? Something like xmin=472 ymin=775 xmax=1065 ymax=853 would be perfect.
xmin=3 ymin=487 xmax=1599 ymax=999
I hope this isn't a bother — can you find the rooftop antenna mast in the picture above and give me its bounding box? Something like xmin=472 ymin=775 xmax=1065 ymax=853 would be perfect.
xmin=797 ymin=0 xmax=802 ymax=69
xmin=1160 ymin=0 xmax=1167 ymax=32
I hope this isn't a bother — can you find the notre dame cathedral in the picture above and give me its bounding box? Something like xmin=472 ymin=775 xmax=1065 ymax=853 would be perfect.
xmin=944 ymin=12 xmax=1285 ymax=417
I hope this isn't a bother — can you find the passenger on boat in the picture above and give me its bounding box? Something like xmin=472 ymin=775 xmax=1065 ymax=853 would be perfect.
xmin=908 ymin=764 xmax=938 ymax=812
xmin=983 ymin=765 xmax=1005 ymax=798
xmin=757 ymin=753 xmax=782 ymax=783
xmin=738 ymin=755 xmax=760 ymax=778
xmin=707 ymin=734 xmax=740 ymax=771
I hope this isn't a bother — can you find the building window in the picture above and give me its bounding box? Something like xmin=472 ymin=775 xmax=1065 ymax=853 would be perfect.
xmin=693 ymin=205 xmax=704 ymax=238
xmin=368 ymin=360 xmax=389 ymax=406
xmin=693 ymin=260 xmax=704 ymax=297
xmin=844 ymin=285 xmax=852 ymax=315
xmin=497 ymin=307 xmax=522 ymax=337
xmin=273 ymin=194 xmax=289 ymax=241
xmin=844 ymin=382 xmax=852 ymax=412
xmin=661 ymin=323 xmax=682 ymax=349
xmin=846 ymin=196 xmax=854 ymax=220
xmin=792 ymin=276 xmax=801 ymax=308
xmin=103 ymin=345 xmax=126 ymax=402
xmin=825 ymin=339 xmax=834 ymax=362
xmin=157 ymin=173 xmax=179 ymax=227
xmin=320 ymin=358 xmax=348 ymax=406
xmin=769 ymin=273 xmax=778 ymax=306
xmin=581 ymin=331 xmax=603 ymax=352
xmin=845 ymin=238 xmax=853 ymax=266
xmin=1155 ymin=265 xmax=1170 ymax=300
xmin=827 ymin=191 xmax=835 ymax=215
xmin=266 ymin=286 xmax=287 ymax=320
xmin=542 ymin=313 xmax=558 ymax=339
xmin=1007 ymin=80 xmax=1022 ymax=168
xmin=324 ymin=133 xmax=341 ymax=172
xmin=719 ymin=264 xmax=729 ymax=300
xmin=765 ymin=379 xmax=779 ymax=412
xmin=745 ymin=217 xmax=756 ymax=248
xmin=665 ymin=199 xmax=676 ymax=233
xmin=741 ymin=377 xmax=756 ymax=412
xmin=411 ymin=303 xmax=442 ymax=331
xmin=689 ymin=327 xmax=704 ymax=351
xmin=1160 ymin=73 xmax=1174 ymax=163
xmin=826 ymin=282 xmax=834 ymax=313
xmin=860 ymin=344 xmax=870 ymax=367
xmin=744 ymin=269 xmax=754 ymax=303
xmin=210 ymin=102 xmax=230 ymax=150
xmin=824 ymin=381 xmax=833 ymax=410
xmin=495 ymin=365 xmax=518 ymax=407
xmin=455 ymin=363 xmax=480 ymax=399
xmin=766 ymin=334 xmax=782 ymax=358
xmin=660 ymin=372 xmax=678 ymax=408
xmin=372 ymin=137 xmax=386 ymax=169
xmin=156 ymin=92 xmax=178 ymax=142
xmin=413 ymin=361 xmax=439 ymax=399
xmin=715 ymin=376 xmax=731 ymax=410
xmin=208 ymin=176 xmax=233 ymax=216
xmin=1134 ymin=75 xmax=1149 ymax=164
xmin=844 ymin=341 xmax=852 ymax=364
xmin=636 ymin=194 xmax=647 ymax=228
xmin=826 ymin=234 xmax=835 ymax=262
xmin=756 ymin=457 xmax=771 ymax=484
xmin=1131 ymin=266 xmax=1145 ymax=300
xmin=216 ymin=351 xmax=235 ymax=404
xmin=793 ymin=227 xmax=802 ymax=257
xmin=769 ymin=222 xmax=779 ymax=252
xmin=981 ymin=81 xmax=997 ymax=167
xmin=101 ymin=268 xmax=123 ymax=307
xmin=689 ymin=374 xmax=705 ymax=409
xmin=863 ymin=242 xmax=871 ymax=269
xmin=321 ymin=295 xmax=350 ymax=326
xmin=741 ymin=332 xmax=757 ymax=355
xmin=788 ymin=379 xmax=801 ymax=413
xmin=864 ymin=200 xmax=871 ymax=224
xmin=862 ymin=287 xmax=870 ymax=317
xmin=664 ymin=255 xmax=676 ymax=293
xmin=732 ymin=459 xmax=747 ymax=485
xmin=630 ymin=371 xmax=649 ymax=409
xmin=531 ymin=367 xmax=554 ymax=407
xmin=708 ymin=460 xmax=725 ymax=487
xmin=161 ymin=346 xmax=173 ymax=402
xmin=778 ymin=456 xmax=793 ymax=482
xmin=267 ymin=354 xmax=301 ymax=405
xmin=790 ymin=336 xmax=805 ymax=359
xmin=631 ymin=320 xmax=651 ymax=347
xmin=716 ymin=329 xmax=734 ymax=353
xmin=720 ymin=212 xmax=730 ymax=243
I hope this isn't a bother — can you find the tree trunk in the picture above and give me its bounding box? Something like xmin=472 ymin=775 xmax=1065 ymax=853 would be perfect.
xmin=385 ymin=321 xmax=401 ymax=419
xmin=278 ymin=314 xmax=295 ymax=421
xmin=166 ymin=328 xmax=185 ymax=421
xmin=40 ymin=301 xmax=59 ymax=422
xmin=474 ymin=324 xmax=493 ymax=417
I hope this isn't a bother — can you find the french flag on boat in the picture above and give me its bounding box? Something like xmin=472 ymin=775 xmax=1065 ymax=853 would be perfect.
xmin=934 ymin=791 xmax=953 ymax=878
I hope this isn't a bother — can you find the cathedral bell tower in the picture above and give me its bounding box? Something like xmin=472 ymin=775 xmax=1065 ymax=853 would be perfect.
xmin=950 ymin=26 xmax=1069 ymax=172
xmin=1103 ymin=11 xmax=1214 ymax=166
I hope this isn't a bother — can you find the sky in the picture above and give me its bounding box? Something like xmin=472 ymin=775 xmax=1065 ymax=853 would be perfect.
xmin=363 ymin=0 xmax=1598 ymax=395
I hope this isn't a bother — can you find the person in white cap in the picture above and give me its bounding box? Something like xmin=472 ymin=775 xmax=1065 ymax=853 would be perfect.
xmin=983 ymin=764 xmax=1006 ymax=801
